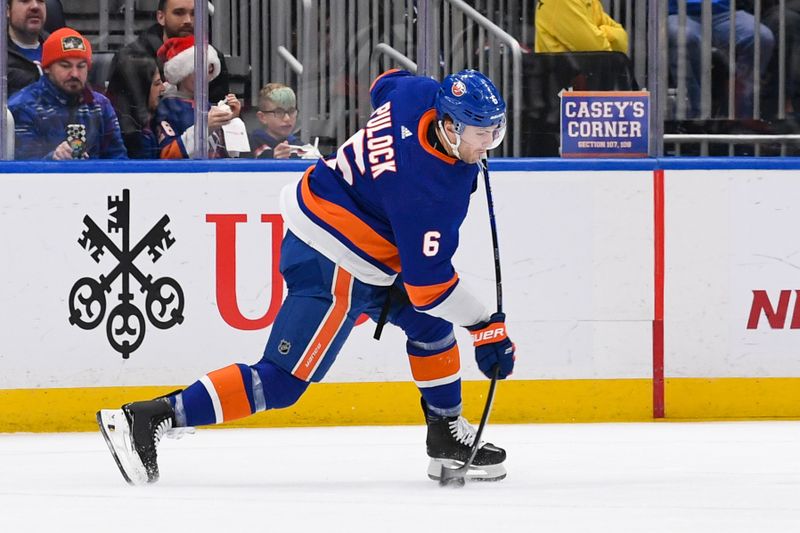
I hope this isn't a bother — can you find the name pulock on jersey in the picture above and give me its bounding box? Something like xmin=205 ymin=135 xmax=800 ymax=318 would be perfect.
xmin=470 ymin=323 xmax=507 ymax=346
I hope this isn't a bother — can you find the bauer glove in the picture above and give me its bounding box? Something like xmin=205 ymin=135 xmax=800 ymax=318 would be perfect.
xmin=467 ymin=312 xmax=515 ymax=379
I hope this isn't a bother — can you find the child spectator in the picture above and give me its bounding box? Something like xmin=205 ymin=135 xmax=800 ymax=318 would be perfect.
xmin=154 ymin=35 xmax=241 ymax=159
xmin=106 ymin=55 xmax=166 ymax=158
xmin=251 ymin=83 xmax=300 ymax=159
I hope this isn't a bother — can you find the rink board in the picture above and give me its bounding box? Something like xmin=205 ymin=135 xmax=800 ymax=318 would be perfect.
xmin=0 ymin=159 xmax=799 ymax=430
xmin=664 ymin=167 xmax=800 ymax=418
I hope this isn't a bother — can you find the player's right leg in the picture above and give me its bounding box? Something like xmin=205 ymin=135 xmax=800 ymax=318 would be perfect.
xmin=98 ymin=231 xmax=363 ymax=484
xmin=386 ymin=300 xmax=506 ymax=481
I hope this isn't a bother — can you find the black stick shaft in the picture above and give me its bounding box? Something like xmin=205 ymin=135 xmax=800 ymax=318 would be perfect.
xmin=482 ymin=159 xmax=503 ymax=314
xmin=439 ymin=158 xmax=503 ymax=486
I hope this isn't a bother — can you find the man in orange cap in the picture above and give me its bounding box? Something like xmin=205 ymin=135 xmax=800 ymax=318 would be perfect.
xmin=8 ymin=27 xmax=127 ymax=160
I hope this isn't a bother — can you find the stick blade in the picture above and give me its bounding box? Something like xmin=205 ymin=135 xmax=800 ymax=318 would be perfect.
xmin=438 ymin=463 xmax=467 ymax=488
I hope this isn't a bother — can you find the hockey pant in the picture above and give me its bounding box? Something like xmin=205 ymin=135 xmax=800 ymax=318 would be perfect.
xmin=173 ymin=231 xmax=461 ymax=427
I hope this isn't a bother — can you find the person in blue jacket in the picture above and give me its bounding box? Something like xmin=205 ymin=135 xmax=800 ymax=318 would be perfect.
xmin=97 ymin=69 xmax=516 ymax=485
xmin=8 ymin=27 xmax=127 ymax=160
xmin=667 ymin=0 xmax=774 ymax=118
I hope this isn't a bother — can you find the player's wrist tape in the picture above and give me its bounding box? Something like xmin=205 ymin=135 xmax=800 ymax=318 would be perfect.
xmin=470 ymin=321 xmax=508 ymax=346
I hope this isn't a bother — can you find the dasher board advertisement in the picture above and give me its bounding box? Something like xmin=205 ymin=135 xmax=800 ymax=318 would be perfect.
xmin=560 ymin=91 xmax=649 ymax=158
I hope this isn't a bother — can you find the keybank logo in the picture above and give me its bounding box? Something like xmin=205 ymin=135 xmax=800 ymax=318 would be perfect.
xmin=68 ymin=189 xmax=185 ymax=358
xmin=746 ymin=290 xmax=800 ymax=329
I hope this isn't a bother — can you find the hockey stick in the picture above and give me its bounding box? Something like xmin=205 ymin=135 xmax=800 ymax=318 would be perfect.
xmin=439 ymin=157 xmax=503 ymax=487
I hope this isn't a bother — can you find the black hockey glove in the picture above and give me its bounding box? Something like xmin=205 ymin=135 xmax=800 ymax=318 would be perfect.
xmin=467 ymin=312 xmax=515 ymax=379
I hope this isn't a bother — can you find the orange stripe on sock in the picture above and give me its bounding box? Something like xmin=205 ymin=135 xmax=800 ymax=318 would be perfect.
xmin=207 ymin=364 xmax=252 ymax=421
xmin=294 ymin=268 xmax=353 ymax=381
xmin=408 ymin=344 xmax=461 ymax=382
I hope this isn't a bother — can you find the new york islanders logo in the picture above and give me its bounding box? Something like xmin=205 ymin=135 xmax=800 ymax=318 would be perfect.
xmin=451 ymin=80 xmax=467 ymax=97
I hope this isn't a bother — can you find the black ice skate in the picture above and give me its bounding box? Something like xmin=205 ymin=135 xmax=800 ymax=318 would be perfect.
xmin=422 ymin=399 xmax=507 ymax=482
xmin=97 ymin=398 xmax=176 ymax=485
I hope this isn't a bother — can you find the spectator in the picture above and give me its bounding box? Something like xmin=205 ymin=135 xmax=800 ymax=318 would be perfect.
xmin=761 ymin=0 xmax=800 ymax=117
xmin=106 ymin=55 xmax=166 ymax=158
xmin=251 ymin=83 xmax=300 ymax=159
xmin=6 ymin=0 xmax=47 ymax=96
xmin=9 ymin=27 xmax=127 ymax=160
xmin=154 ymin=35 xmax=240 ymax=158
xmin=106 ymin=0 xmax=230 ymax=127
xmin=534 ymin=0 xmax=628 ymax=54
xmin=667 ymin=0 xmax=774 ymax=118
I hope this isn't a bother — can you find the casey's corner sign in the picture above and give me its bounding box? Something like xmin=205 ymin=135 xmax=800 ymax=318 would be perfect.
xmin=560 ymin=91 xmax=650 ymax=158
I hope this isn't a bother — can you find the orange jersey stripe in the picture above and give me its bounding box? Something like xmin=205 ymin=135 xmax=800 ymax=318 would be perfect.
xmin=417 ymin=109 xmax=458 ymax=165
xmin=404 ymin=273 xmax=459 ymax=308
xmin=294 ymin=267 xmax=353 ymax=381
xmin=206 ymin=364 xmax=251 ymax=421
xmin=408 ymin=345 xmax=461 ymax=382
xmin=160 ymin=141 xmax=184 ymax=159
xmin=370 ymin=68 xmax=401 ymax=92
xmin=300 ymin=169 xmax=402 ymax=272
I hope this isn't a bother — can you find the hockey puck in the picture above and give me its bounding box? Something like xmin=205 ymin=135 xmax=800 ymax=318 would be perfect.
xmin=440 ymin=475 xmax=466 ymax=488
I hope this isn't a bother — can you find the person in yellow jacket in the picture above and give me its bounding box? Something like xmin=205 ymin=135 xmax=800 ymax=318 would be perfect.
xmin=535 ymin=0 xmax=628 ymax=54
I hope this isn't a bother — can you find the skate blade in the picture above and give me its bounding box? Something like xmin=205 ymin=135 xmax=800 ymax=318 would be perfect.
xmin=96 ymin=409 xmax=149 ymax=485
xmin=426 ymin=458 xmax=507 ymax=482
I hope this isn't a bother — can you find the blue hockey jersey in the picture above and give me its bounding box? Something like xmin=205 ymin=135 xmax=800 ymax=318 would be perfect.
xmin=281 ymin=69 xmax=490 ymax=327
xmin=154 ymin=93 xmax=226 ymax=159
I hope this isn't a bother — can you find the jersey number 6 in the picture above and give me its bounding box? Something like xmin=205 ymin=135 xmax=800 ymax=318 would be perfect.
xmin=423 ymin=231 xmax=441 ymax=257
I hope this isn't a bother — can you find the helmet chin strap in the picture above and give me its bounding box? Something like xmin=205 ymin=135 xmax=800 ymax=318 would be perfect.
xmin=437 ymin=120 xmax=462 ymax=160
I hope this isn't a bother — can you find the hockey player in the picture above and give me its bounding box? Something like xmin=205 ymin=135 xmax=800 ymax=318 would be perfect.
xmin=97 ymin=68 xmax=516 ymax=484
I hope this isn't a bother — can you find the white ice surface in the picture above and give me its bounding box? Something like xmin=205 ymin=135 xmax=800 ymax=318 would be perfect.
xmin=1 ymin=421 xmax=799 ymax=532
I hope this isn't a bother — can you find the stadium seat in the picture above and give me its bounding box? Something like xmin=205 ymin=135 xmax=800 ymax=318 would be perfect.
xmin=44 ymin=0 xmax=66 ymax=33
xmin=89 ymin=51 xmax=116 ymax=92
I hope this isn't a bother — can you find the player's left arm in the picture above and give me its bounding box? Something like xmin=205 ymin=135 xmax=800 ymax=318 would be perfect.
xmin=393 ymin=209 xmax=488 ymax=327
xmin=380 ymin=167 xmax=516 ymax=377
xmin=393 ymin=214 xmax=515 ymax=379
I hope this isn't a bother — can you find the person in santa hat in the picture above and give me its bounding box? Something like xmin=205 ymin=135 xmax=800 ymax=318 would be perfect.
xmin=153 ymin=35 xmax=241 ymax=158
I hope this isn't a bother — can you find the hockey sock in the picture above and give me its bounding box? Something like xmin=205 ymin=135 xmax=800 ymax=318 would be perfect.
xmin=407 ymin=339 xmax=462 ymax=416
xmin=172 ymin=363 xmax=256 ymax=426
xmin=170 ymin=361 xmax=309 ymax=427
xmin=252 ymin=360 xmax=309 ymax=409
